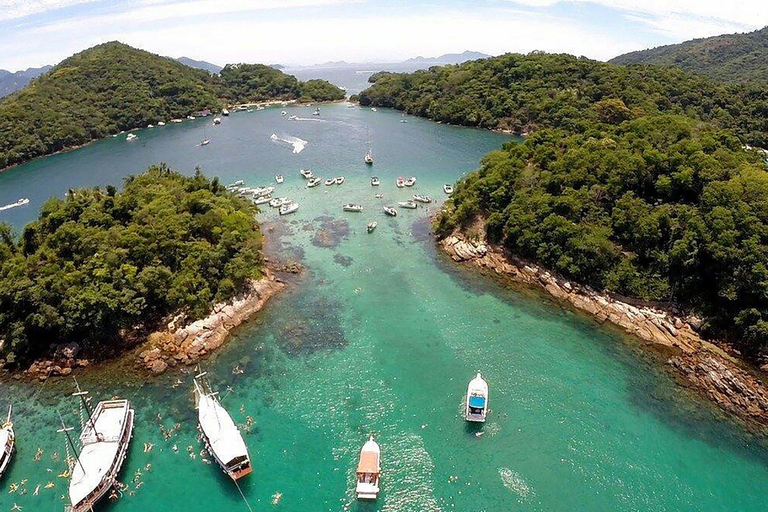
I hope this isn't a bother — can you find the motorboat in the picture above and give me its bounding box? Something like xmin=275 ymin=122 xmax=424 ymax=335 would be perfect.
xmin=370 ymin=176 xmax=380 ymax=186
xmin=313 ymin=108 xmax=320 ymax=116
xmin=0 ymin=406 xmax=15 ymax=479
xmin=147 ymin=124 xmax=154 ymax=128
xmin=157 ymin=121 xmax=166 ymax=126
xmin=275 ymin=175 xmax=284 ymax=184
xmin=187 ymin=115 xmax=196 ymax=120
xmin=364 ymin=150 xmax=374 ymax=165
xmin=171 ymin=119 xmax=183 ymax=123
xmin=269 ymin=198 xmax=284 ymax=208
xmin=307 ymin=177 xmax=322 ymax=188
xmin=194 ymin=371 xmax=251 ymax=480
xmin=279 ymin=202 xmax=299 ymax=215
xmin=253 ymin=196 xmax=272 ymax=205
xmin=281 ymin=110 xmax=287 ymax=116
xmin=396 ymin=177 xmax=405 ymax=188
xmin=413 ymin=194 xmax=431 ymax=203
xmin=374 ymin=193 xmax=384 ymax=199
xmin=371 ymin=108 xmax=378 ymax=112
xmin=343 ymin=204 xmax=364 ymax=212
xmin=465 ymin=372 xmax=489 ymax=422
xmin=222 ymin=109 xmax=230 ymax=116
xmin=64 ymin=385 xmax=134 ymax=512
xmin=443 ymin=184 xmax=454 ymax=194
xmin=231 ymin=180 xmax=245 ymax=187
xmin=200 ymin=139 xmax=210 ymax=146
xmin=404 ymin=177 xmax=416 ymax=187
xmin=397 ymin=200 xmax=418 ymax=209
xmin=367 ymin=221 xmax=377 ymax=233
xmin=253 ymin=186 xmax=275 ymax=198
xmin=383 ymin=206 xmax=397 ymax=217
xmin=325 ymin=178 xmax=336 ymax=186
xmin=213 ymin=118 xmax=221 ymax=125
xmin=335 ymin=176 xmax=345 ymax=185
xmin=0 ymin=198 xmax=30 ymax=212
xmin=126 ymin=133 xmax=137 ymax=141
xmin=300 ymin=169 xmax=314 ymax=179
xmin=355 ymin=436 xmax=381 ymax=500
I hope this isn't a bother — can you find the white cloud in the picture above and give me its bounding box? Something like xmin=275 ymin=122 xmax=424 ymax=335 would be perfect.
xmin=0 ymin=0 xmax=99 ymax=21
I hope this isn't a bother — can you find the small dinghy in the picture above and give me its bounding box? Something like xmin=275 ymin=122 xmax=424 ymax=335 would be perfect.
xmin=367 ymin=221 xmax=377 ymax=233
xmin=325 ymin=178 xmax=336 ymax=186
xmin=396 ymin=177 xmax=405 ymax=188
xmin=335 ymin=176 xmax=345 ymax=185
xmin=356 ymin=436 xmax=381 ymax=500
xmin=371 ymin=176 xmax=380 ymax=186
xmin=194 ymin=371 xmax=252 ymax=480
xmin=275 ymin=175 xmax=284 ymax=184
xmin=300 ymin=169 xmax=313 ymax=179
xmin=343 ymin=204 xmax=363 ymax=212
xmin=307 ymin=177 xmax=322 ymax=188
xmin=279 ymin=202 xmax=299 ymax=215
xmin=404 ymin=176 xmax=416 ymax=187
xmin=397 ymin=200 xmax=418 ymax=209
xmin=465 ymin=372 xmax=489 ymax=422
xmin=413 ymin=194 xmax=431 ymax=203
xmin=0 ymin=405 xmax=15 ymax=479
xmin=383 ymin=206 xmax=397 ymax=217
xmin=443 ymin=184 xmax=454 ymax=194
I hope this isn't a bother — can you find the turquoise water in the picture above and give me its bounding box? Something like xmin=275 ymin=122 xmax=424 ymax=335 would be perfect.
xmin=1 ymin=104 xmax=768 ymax=512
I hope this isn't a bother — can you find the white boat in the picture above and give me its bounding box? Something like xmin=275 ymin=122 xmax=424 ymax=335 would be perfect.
xmin=275 ymin=175 xmax=284 ymax=184
xmin=371 ymin=176 xmax=380 ymax=186
xmin=465 ymin=372 xmax=489 ymax=422
xmin=300 ymin=169 xmax=313 ymax=179
xmin=313 ymin=108 xmax=321 ymax=116
xmin=398 ymin=200 xmax=418 ymax=209
xmin=0 ymin=198 xmax=30 ymax=212
xmin=125 ymin=133 xmax=137 ymax=141
xmin=396 ymin=177 xmax=405 ymax=188
xmin=307 ymin=177 xmax=322 ymax=188
xmin=367 ymin=221 xmax=377 ymax=233
xmin=325 ymin=178 xmax=336 ymax=186
xmin=343 ymin=204 xmax=363 ymax=212
xmin=279 ymin=202 xmax=299 ymax=215
xmin=253 ymin=186 xmax=275 ymax=198
xmin=257 ymin=106 xmax=265 ymax=111
xmin=269 ymin=198 xmax=283 ymax=208
xmin=64 ymin=390 xmax=134 ymax=512
xmin=253 ymin=196 xmax=272 ymax=205
xmin=404 ymin=177 xmax=416 ymax=187
xmin=0 ymin=405 xmax=15 ymax=479
xmin=194 ymin=372 xmax=251 ymax=481
xmin=356 ymin=436 xmax=381 ymax=500
xmin=200 ymin=139 xmax=210 ymax=146
xmin=281 ymin=111 xmax=287 ymax=116
xmin=187 ymin=115 xmax=196 ymax=120
xmin=157 ymin=121 xmax=166 ymax=126
xmin=171 ymin=118 xmax=183 ymax=123
xmin=222 ymin=109 xmax=230 ymax=116
xmin=364 ymin=149 xmax=374 ymax=165
xmin=413 ymin=194 xmax=431 ymax=203
xmin=213 ymin=118 xmax=221 ymax=125
xmin=147 ymin=124 xmax=154 ymax=128
xmin=383 ymin=206 xmax=397 ymax=217
xmin=443 ymin=184 xmax=454 ymax=194
xmin=231 ymin=180 xmax=245 ymax=187
xmin=371 ymin=108 xmax=378 ymax=112
xmin=335 ymin=176 xmax=345 ymax=185
xmin=374 ymin=193 xmax=384 ymax=199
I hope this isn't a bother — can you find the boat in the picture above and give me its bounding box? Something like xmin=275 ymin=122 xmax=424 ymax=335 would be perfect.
xmin=200 ymin=139 xmax=210 ymax=146
xmin=269 ymin=197 xmax=285 ymax=208
xmin=231 ymin=180 xmax=245 ymax=187
xmin=147 ymin=124 xmax=154 ymax=128
xmin=383 ymin=206 xmax=397 ymax=217
xmin=413 ymin=194 xmax=431 ymax=203
xmin=64 ymin=386 xmax=134 ymax=512
xmin=252 ymin=186 xmax=275 ymax=198
xmin=396 ymin=177 xmax=405 ymax=188
xmin=367 ymin=221 xmax=377 ymax=233
xmin=313 ymin=108 xmax=320 ymax=116
xmin=222 ymin=109 xmax=230 ymax=116
xmin=307 ymin=177 xmax=322 ymax=188
xmin=281 ymin=111 xmax=287 ymax=116
xmin=371 ymin=108 xmax=378 ymax=112
xmin=125 ymin=133 xmax=137 ymax=141
xmin=343 ymin=204 xmax=363 ymax=212
xmin=371 ymin=176 xmax=380 ymax=186
xmin=279 ymin=202 xmax=299 ymax=215
xmin=157 ymin=121 xmax=166 ymax=126
xmin=374 ymin=193 xmax=384 ymax=199
xmin=257 ymin=106 xmax=265 ymax=111
xmin=465 ymin=372 xmax=489 ymax=422
xmin=253 ymin=196 xmax=272 ymax=205
xmin=0 ymin=198 xmax=30 ymax=212
xmin=300 ymin=169 xmax=313 ymax=179
xmin=400 ymin=119 xmax=407 ymax=123
xmin=194 ymin=371 xmax=251 ymax=481
xmin=171 ymin=118 xmax=183 ymax=123
xmin=397 ymin=200 xmax=417 ymax=209
xmin=275 ymin=175 xmax=284 ymax=184
xmin=0 ymin=405 xmax=15 ymax=479
xmin=404 ymin=177 xmax=416 ymax=187
xmin=364 ymin=149 xmax=374 ymax=165
xmin=335 ymin=176 xmax=345 ymax=185
xmin=213 ymin=118 xmax=221 ymax=125
xmin=443 ymin=184 xmax=454 ymax=194
xmin=187 ymin=115 xmax=196 ymax=120
xmin=355 ymin=436 xmax=381 ymax=500
xmin=325 ymin=178 xmax=336 ymax=186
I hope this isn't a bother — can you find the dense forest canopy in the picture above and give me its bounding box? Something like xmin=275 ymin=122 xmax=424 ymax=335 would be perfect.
xmin=0 ymin=42 xmax=345 ymax=169
xmin=0 ymin=166 xmax=264 ymax=364
xmin=610 ymin=26 xmax=768 ymax=83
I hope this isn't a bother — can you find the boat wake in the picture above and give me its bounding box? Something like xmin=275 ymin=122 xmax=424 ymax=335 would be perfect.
xmin=289 ymin=116 xmax=325 ymax=123
xmin=0 ymin=198 xmax=30 ymax=212
xmin=498 ymin=467 xmax=534 ymax=501
xmin=270 ymin=133 xmax=308 ymax=153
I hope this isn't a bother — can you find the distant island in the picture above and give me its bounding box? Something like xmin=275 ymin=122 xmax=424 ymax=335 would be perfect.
xmin=295 ymin=50 xmax=491 ymax=70
xmin=176 ymin=56 xmax=223 ymax=75
xmin=0 ymin=65 xmax=52 ymax=99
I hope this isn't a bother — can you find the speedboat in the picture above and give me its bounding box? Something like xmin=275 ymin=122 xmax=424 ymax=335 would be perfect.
xmin=194 ymin=371 xmax=251 ymax=481
xmin=404 ymin=177 xmax=416 ymax=187
xmin=367 ymin=221 xmax=377 ymax=233
xmin=253 ymin=196 xmax=272 ymax=205
xmin=465 ymin=372 xmax=489 ymax=422
xmin=355 ymin=436 xmax=381 ymax=500
xmin=307 ymin=177 xmax=322 ymax=188
xmin=383 ymin=206 xmax=397 ymax=217
xmin=396 ymin=177 xmax=405 ymax=188
xmin=200 ymin=139 xmax=210 ymax=146
xmin=253 ymin=186 xmax=275 ymax=198
xmin=275 ymin=175 xmax=284 ymax=184
xmin=370 ymin=176 xmax=380 ymax=186
xmin=364 ymin=150 xmax=374 ymax=165
xmin=213 ymin=118 xmax=221 ymax=125
xmin=0 ymin=405 xmax=15 ymax=479
xmin=126 ymin=133 xmax=137 ymax=141
xmin=397 ymin=200 xmax=418 ymax=209
xmin=413 ymin=194 xmax=431 ymax=203
xmin=325 ymin=178 xmax=336 ymax=186
xmin=335 ymin=176 xmax=345 ymax=185
xmin=300 ymin=169 xmax=313 ymax=179
xmin=279 ymin=202 xmax=299 ymax=215
xmin=343 ymin=204 xmax=363 ymax=212
xmin=222 ymin=109 xmax=230 ymax=116
xmin=443 ymin=184 xmax=454 ymax=194
xmin=0 ymin=198 xmax=30 ymax=212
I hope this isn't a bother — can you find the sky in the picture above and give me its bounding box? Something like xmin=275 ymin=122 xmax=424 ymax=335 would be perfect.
xmin=1 ymin=0 xmax=767 ymax=71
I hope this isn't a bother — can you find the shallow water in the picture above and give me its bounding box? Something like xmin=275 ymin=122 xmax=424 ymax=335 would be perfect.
xmin=1 ymin=104 xmax=768 ymax=512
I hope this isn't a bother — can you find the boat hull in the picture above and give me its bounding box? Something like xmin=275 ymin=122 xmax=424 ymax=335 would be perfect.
xmin=0 ymin=429 xmax=14 ymax=479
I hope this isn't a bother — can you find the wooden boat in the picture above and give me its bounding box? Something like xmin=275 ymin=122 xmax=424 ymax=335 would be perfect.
xmin=0 ymin=405 xmax=15 ymax=479
xmin=355 ymin=436 xmax=380 ymax=500
xmin=64 ymin=386 xmax=134 ymax=512
xmin=194 ymin=372 xmax=252 ymax=481
xmin=465 ymin=372 xmax=489 ymax=422
xmin=367 ymin=221 xmax=377 ymax=233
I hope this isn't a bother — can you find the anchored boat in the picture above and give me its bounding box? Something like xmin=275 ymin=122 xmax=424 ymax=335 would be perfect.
xmin=279 ymin=202 xmax=300 ymax=215
xmin=404 ymin=176 xmax=416 ymax=187
xmin=413 ymin=194 xmax=431 ymax=203
xmin=325 ymin=178 xmax=336 ymax=186
xmin=343 ymin=204 xmax=364 ymax=212
xmin=371 ymin=176 xmax=380 ymax=186
xmin=465 ymin=372 xmax=489 ymax=422
xmin=307 ymin=177 xmax=322 ymax=188
xmin=0 ymin=405 xmax=15 ymax=479
xmin=367 ymin=221 xmax=378 ymax=233
xmin=443 ymin=184 xmax=454 ymax=194
xmin=364 ymin=149 xmax=374 ymax=165
xmin=355 ymin=436 xmax=381 ymax=500
xmin=396 ymin=177 xmax=405 ymax=188
xmin=275 ymin=174 xmax=284 ymax=184
xmin=397 ymin=200 xmax=418 ymax=209
xmin=335 ymin=176 xmax=345 ymax=185
xmin=194 ymin=372 xmax=252 ymax=481
xmin=383 ymin=206 xmax=397 ymax=217
xmin=300 ymin=169 xmax=314 ymax=179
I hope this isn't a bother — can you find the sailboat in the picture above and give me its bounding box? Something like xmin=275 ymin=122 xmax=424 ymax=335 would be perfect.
xmin=355 ymin=436 xmax=381 ymax=500
xmin=201 ymin=125 xmax=210 ymax=146
xmin=194 ymin=370 xmax=252 ymax=481
xmin=0 ymin=405 xmax=15 ymax=479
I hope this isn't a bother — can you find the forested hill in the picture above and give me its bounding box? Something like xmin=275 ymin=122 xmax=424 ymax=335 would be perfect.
xmin=610 ymin=26 xmax=768 ymax=83
xmin=0 ymin=42 xmax=345 ymax=169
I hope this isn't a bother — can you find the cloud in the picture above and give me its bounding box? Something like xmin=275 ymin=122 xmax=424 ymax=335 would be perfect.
xmin=0 ymin=0 xmax=99 ymax=22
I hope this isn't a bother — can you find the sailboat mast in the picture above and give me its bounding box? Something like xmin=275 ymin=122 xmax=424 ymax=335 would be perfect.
xmin=6 ymin=404 xmax=10 ymax=424
xmin=72 ymin=377 xmax=98 ymax=436
xmin=57 ymin=412 xmax=86 ymax=475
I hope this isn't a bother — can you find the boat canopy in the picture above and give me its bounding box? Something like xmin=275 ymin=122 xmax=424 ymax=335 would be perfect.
xmin=469 ymin=396 xmax=486 ymax=408
xmin=357 ymin=451 xmax=379 ymax=474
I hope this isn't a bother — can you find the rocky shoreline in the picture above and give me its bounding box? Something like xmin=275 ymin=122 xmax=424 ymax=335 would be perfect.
xmin=439 ymin=230 xmax=768 ymax=429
